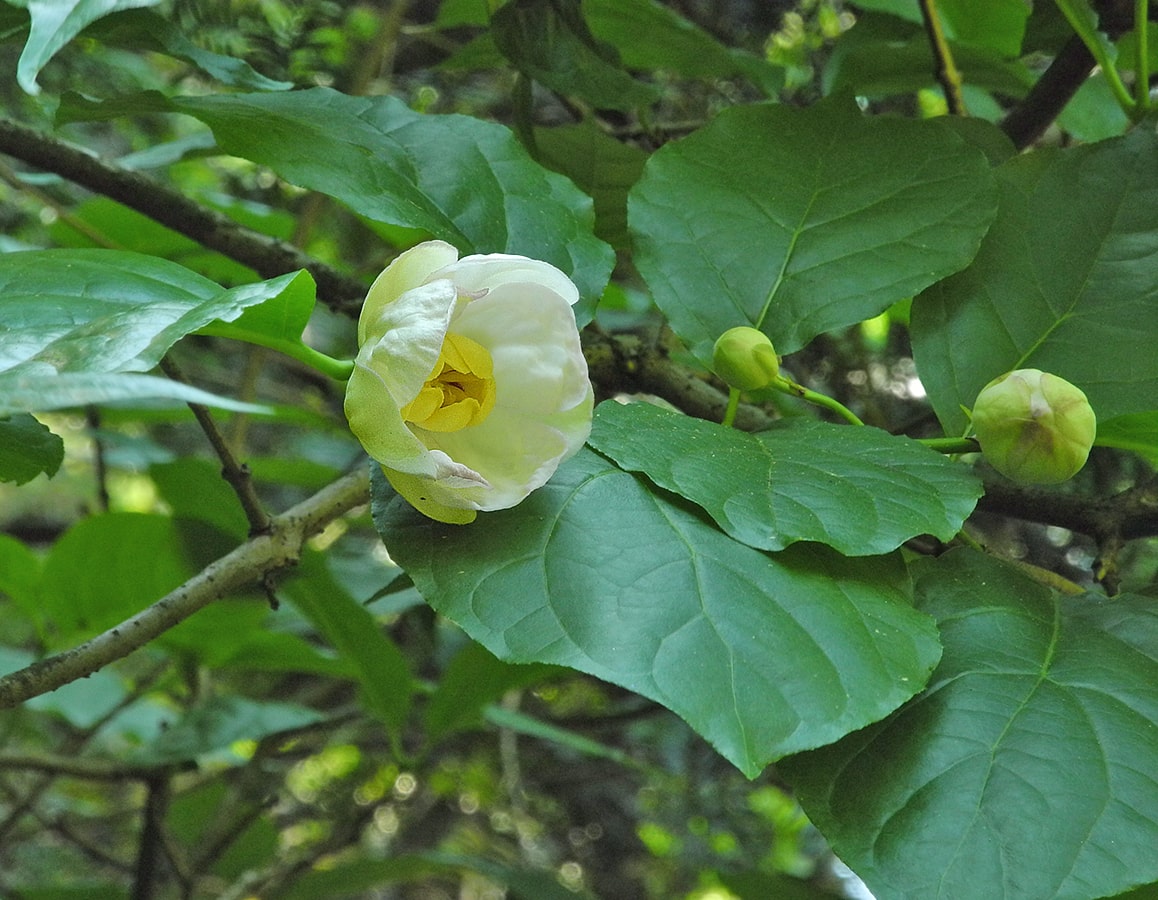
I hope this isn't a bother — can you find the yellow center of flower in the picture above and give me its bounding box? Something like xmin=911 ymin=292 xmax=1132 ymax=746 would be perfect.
xmin=401 ymin=332 xmax=496 ymax=432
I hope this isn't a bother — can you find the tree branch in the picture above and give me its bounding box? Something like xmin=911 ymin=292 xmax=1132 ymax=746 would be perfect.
xmin=1000 ymin=35 xmax=1095 ymax=149
xmin=0 ymin=116 xmax=368 ymax=315
xmin=0 ymin=469 xmax=371 ymax=709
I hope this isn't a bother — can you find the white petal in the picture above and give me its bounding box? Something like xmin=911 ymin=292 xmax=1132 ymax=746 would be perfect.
xmin=435 ymin=254 xmax=580 ymax=308
xmin=366 ymin=279 xmax=457 ymax=409
xmin=359 ymin=240 xmax=459 ymax=344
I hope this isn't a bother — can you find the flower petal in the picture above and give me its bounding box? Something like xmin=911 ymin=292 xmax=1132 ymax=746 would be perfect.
xmin=383 ymin=467 xmax=478 ymax=524
xmin=435 ymin=254 xmax=580 ymax=308
xmin=344 ymin=353 xmax=433 ymax=475
xmin=367 ymin=279 xmax=458 ymax=410
xmin=359 ymin=240 xmax=460 ymax=345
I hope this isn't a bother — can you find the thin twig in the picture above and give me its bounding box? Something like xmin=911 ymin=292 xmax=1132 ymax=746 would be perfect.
xmin=0 ymin=469 xmax=371 ymax=709
xmin=918 ymin=0 xmax=968 ymax=115
xmin=160 ymin=357 xmax=270 ymax=535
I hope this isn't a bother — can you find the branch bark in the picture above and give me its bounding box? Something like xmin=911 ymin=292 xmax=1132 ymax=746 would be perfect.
xmin=0 ymin=469 xmax=371 ymax=709
xmin=0 ymin=116 xmax=368 ymax=315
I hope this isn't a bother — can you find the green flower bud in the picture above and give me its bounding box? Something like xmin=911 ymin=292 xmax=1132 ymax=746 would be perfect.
xmin=972 ymin=369 xmax=1096 ymax=485
xmin=712 ymin=326 xmax=780 ymax=392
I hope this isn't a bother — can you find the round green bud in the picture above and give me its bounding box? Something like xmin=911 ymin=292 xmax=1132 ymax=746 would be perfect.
xmin=712 ymin=326 xmax=780 ymax=392
xmin=972 ymin=368 xmax=1096 ymax=485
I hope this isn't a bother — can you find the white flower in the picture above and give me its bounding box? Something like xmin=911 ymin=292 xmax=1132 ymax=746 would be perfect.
xmin=345 ymin=240 xmax=593 ymax=524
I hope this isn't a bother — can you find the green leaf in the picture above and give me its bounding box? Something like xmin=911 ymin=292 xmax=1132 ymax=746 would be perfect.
xmin=284 ymin=549 xmax=414 ymax=733
xmin=627 ymin=96 xmax=997 ymax=361
xmin=824 ymin=14 xmax=1034 ymax=100
xmin=1096 ymin=412 xmax=1158 ymax=466
xmin=491 ymin=0 xmax=660 ymax=111
xmin=150 ymin=458 xmax=251 ymax=540
xmin=534 ymin=121 xmax=647 ymax=251
xmin=372 ymin=451 xmax=941 ymax=777
xmin=912 ymin=127 xmax=1158 ymax=435
xmin=0 ymin=372 xmax=270 ymax=416
xmin=849 ymin=0 xmax=1029 ymax=56
xmin=160 ymin=598 xmax=354 ymax=677
xmin=87 ymin=8 xmax=292 ymax=91
xmin=37 ymin=512 xmax=228 ymax=645
xmin=588 ymin=401 xmax=982 ymax=555
xmin=584 ymin=0 xmax=781 ymax=91
xmin=12 ymin=0 xmax=163 ymax=95
xmin=170 ymin=88 xmax=613 ymax=317
xmin=0 ymin=249 xmax=311 ymax=413
xmin=48 ymin=196 xmax=260 ymax=285
xmin=133 ymin=695 xmax=322 ymax=765
xmin=0 ymin=533 xmax=43 ymax=621
xmin=783 ymin=549 xmax=1158 ymax=900
xmin=0 ymin=413 xmax=63 ymax=484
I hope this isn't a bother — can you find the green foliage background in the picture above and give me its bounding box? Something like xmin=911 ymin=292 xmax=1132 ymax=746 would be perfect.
xmin=2 ymin=1 xmax=1158 ymax=898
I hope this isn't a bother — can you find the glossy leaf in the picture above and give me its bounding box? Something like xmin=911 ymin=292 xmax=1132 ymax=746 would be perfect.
xmin=0 ymin=372 xmax=270 ymax=416
xmin=491 ymin=0 xmax=660 ymax=111
xmin=0 ymin=249 xmax=311 ymax=413
xmin=912 ymin=127 xmax=1158 ymax=434
xmin=628 ymin=96 xmax=997 ymax=361
xmin=589 ymin=401 xmax=982 ymax=555
xmin=0 ymin=414 xmax=63 ymax=484
xmin=12 ymin=0 xmax=162 ymax=94
xmin=373 ymin=451 xmax=941 ymax=777
xmin=171 ymin=88 xmax=614 ymax=317
xmin=784 ymin=549 xmax=1158 ymax=900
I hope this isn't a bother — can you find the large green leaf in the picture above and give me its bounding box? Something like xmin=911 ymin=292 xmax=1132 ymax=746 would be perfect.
xmin=372 ymin=450 xmax=941 ymax=777
xmin=10 ymin=0 xmax=162 ymax=94
xmin=783 ymin=549 xmax=1158 ymax=900
xmin=912 ymin=127 xmax=1158 ymax=435
xmin=627 ymin=96 xmax=997 ymax=361
xmin=170 ymin=88 xmax=614 ymax=317
xmin=588 ymin=401 xmax=982 ymax=555
xmin=0 ymin=249 xmax=312 ymax=413
xmin=0 ymin=414 xmax=63 ymax=484
xmin=491 ymin=0 xmax=660 ymax=111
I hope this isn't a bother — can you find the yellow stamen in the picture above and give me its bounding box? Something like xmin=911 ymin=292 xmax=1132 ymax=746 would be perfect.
xmin=401 ymin=332 xmax=496 ymax=432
